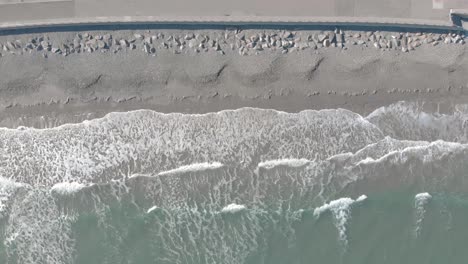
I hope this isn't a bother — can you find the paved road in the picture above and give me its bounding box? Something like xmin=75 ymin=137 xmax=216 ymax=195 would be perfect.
xmin=0 ymin=0 xmax=466 ymax=23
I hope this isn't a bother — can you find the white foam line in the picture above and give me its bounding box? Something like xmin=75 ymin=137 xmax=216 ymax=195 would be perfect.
xmin=50 ymin=182 xmax=87 ymax=195
xmin=314 ymin=197 xmax=353 ymax=218
xmin=158 ymin=162 xmax=224 ymax=176
xmin=314 ymin=195 xmax=367 ymax=249
xmin=354 ymin=140 xmax=464 ymax=166
xmin=0 ymin=107 xmax=358 ymax=131
xmin=220 ymin=203 xmax=247 ymax=214
xmin=356 ymin=194 xmax=368 ymax=202
xmin=128 ymin=173 xmax=152 ymax=179
xmin=415 ymin=192 xmax=432 ymax=201
xmin=414 ymin=192 xmax=432 ymax=237
xmin=366 ymin=101 xmax=461 ymax=121
xmin=147 ymin=205 xmax=159 ymax=214
xmin=257 ymin=158 xmax=311 ymax=169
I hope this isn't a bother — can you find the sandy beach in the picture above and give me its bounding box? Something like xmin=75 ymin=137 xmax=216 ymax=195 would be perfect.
xmin=1 ymin=11 xmax=468 ymax=263
xmin=0 ymin=27 xmax=466 ymax=128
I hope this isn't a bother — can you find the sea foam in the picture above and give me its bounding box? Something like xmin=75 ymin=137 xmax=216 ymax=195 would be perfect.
xmin=128 ymin=173 xmax=152 ymax=179
xmin=0 ymin=107 xmax=383 ymax=187
xmin=0 ymin=177 xmax=25 ymax=216
xmin=366 ymin=101 xmax=468 ymax=143
xmin=50 ymin=182 xmax=86 ymax=196
xmin=414 ymin=192 xmax=432 ymax=237
xmin=147 ymin=206 xmax=159 ymax=214
xmin=415 ymin=192 xmax=432 ymax=202
xmin=0 ymin=177 xmax=24 ymax=190
xmin=314 ymin=195 xmax=367 ymax=249
xmin=158 ymin=162 xmax=224 ymax=176
xmin=257 ymin=158 xmax=310 ymax=169
xmin=221 ymin=203 xmax=247 ymax=214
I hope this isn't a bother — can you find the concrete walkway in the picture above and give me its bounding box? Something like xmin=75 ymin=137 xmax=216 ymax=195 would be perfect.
xmin=0 ymin=0 xmax=465 ymax=23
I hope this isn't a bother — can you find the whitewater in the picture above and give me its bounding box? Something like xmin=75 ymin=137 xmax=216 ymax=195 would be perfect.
xmin=1 ymin=101 xmax=468 ymax=263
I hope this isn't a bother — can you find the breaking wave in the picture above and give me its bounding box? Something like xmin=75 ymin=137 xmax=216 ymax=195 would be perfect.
xmin=50 ymin=182 xmax=87 ymax=196
xmin=257 ymin=158 xmax=311 ymax=169
xmin=158 ymin=162 xmax=224 ymax=176
xmin=414 ymin=192 xmax=432 ymax=238
xmin=220 ymin=203 xmax=247 ymax=214
xmin=313 ymin=195 xmax=367 ymax=249
xmin=0 ymin=101 xmax=468 ymax=263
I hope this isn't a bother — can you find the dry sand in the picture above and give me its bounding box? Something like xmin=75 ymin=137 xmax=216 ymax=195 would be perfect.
xmin=0 ymin=29 xmax=467 ymax=128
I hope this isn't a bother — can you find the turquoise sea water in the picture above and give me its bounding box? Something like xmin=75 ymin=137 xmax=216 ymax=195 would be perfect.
xmin=1 ymin=102 xmax=468 ymax=263
xmin=62 ymin=191 xmax=468 ymax=264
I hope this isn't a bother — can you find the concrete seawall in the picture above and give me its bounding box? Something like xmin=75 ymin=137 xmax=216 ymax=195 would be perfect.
xmin=0 ymin=16 xmax=465 ymax=38
xmin=0 ymin=15 xmax=464 ymax=34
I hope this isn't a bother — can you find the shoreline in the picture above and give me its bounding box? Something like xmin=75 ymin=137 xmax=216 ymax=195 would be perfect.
xmin=0 ymin=27 xmax=466 ymax=128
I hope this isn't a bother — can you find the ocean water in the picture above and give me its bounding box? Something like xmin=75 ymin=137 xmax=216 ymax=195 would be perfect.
xmin=1 ymin=101 xmax=468 ymax=263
